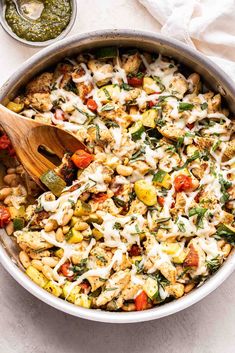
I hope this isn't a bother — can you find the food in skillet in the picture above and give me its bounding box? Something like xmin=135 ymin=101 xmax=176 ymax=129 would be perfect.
xmin=0 ymin=47 xmax=234 ymax=311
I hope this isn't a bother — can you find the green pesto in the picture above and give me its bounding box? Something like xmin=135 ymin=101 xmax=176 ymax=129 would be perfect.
xmin=5 ymin=0 xmax=72 ymax=42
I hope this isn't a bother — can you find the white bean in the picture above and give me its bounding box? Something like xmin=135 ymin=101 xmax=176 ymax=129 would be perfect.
xmin=19 ymin=251 xmax=31 ymax=268
xmin=0 ymin=187 xmax=12 ymax=201
xmin=116 ymin=165 xmax=133 ymax=177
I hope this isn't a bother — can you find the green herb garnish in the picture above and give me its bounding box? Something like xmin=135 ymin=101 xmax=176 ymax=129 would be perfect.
xmin=200 ymin=102 xmax=208 ymax=110
xmin=178 ymin=102 xmax=194 ymax=112
xmin=206 ymin=256 xmax=220 ymax=274
xmin=189 ymin=207 xmax=207 ymax=227
xmin=100 ymin=104 xmax=115 ymax=111
xmin=112 ymin=196 xmax=125 ymax=208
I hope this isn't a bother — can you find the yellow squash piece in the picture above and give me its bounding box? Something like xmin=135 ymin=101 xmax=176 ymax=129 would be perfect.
xmin=92 ymin=228 xmax=104 ymax=241
xmin=162 ymin=242 xmax=181 ymax=255
xmin=232 ymin=162 xmax=235 ymax=181
xmin=44 ymin=281 xmax=62 ymax=297
xmin=172 ymin=250 xmax=187 ymax=264
xmin=74 ymin=200 xmax=91 ymax=217
xmin=9 ymin=206 xmax=25 ymax=218
xmin=74 ymin=294 xmax=92 ymax=308
xmin=6 ymin=101 xmax=24 ymax=113
xmin=152 ymin=170 xmax=171 ymax=189
xmin=134 ymin=180 xmax=157 ymax=206
xmin=67 ymin=228 xmax=83 ymax=244
xmin=142 ymin=109 xmax=158 ymax=128
xmin=143 ymin=77 xmax=162 ymax=94
xmin=143 ymin=277 xmax=158 ymax=299
xmin=97 ymin=84 xmax=120 ymax=104
xmin=62 ymin=282 xmax=81 ymax=303
xmin=54 ymin=248 xmax=64 ymax=258
xmin=161 ymin=242 xmax=187 ymax=264
xmin=26 ymin=265 xmax=48 ymax=288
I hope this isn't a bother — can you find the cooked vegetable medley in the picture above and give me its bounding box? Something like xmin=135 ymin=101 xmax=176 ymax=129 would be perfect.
xmin=1 ymin=47 xmax=235 ymax=312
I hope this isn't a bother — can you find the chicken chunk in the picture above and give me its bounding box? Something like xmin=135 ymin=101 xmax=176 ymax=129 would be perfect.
xmin=122 ymin=53 xmax=142 ymax=74
xmin=16 ymin=231 xmax=53 ymax=251
xmin=95 ymin=270 xmax=130 ymax=306
xmin=88 ymin=59 xmax=113 ymax=87
xmin=223 ymin=140 xmax=235 ymax=160
xmin=169 ymin=74 xmax=188 ymax=99
xmin=165 ymin=283 xmax=185 ymax=298
xmin=26 ymin=72 xmax=53 ymax=94
xmin=24 ymin=93 xmax=53 ymax=112
xmin=157 ymin=124 xmax=185 ymax=141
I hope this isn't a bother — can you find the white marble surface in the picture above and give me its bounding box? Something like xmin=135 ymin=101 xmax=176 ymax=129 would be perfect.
xmin=0 ymin=1 xmax=235 ymax=352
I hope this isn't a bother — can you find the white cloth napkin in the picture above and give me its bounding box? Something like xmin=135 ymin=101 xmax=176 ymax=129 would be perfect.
xmin=138 ymin=0 xmax=235 ymax=81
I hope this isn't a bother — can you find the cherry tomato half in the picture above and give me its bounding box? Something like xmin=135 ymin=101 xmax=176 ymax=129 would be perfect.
xmin=174 ymin=175 xmax=193 ymax=192
xmin=157 ymin=196 xmax=165 ymax=207
xmin=87 ymin=99 xmax=98 ymax=111
xmin=0 ymin=206 xmax=11 ymax=228
xmin=71 ymin=149 xmax=94 ymax=169
xmin=60 ymin=262 xmax=74 ymax=279
xmin=0 ymin=134 xmax=11 ymax=150
xmin=127 ymin=76 xmax=143 ymax=87
xmin=129 ymin=244 xmax=141 ymax=257
xmin=92 ymin=193 xmax=109 ymax=203
xmin=134 ymin=291 xmax=148 ymax=311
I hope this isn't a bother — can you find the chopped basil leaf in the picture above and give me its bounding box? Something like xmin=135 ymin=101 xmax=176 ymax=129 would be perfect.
xmin=189 ymin=207 xmax=207 ymax=227
xmin=206 ymin=256 xmax=220 ymax=274
xmin=100 ymin=104 xmax=115 ymax=111
xmin=121 ymin=83 xmax=132 ymax=91
xmin=200 ymin=102 xmax=208 ymax=110
xmin=155 ymin=217 xmax=171 ymax=224
xmin=103 ymin=88 xmax=112 ymax=100
xmin=112 ymin=196 xmax=125 ymax=208
xmin=216 ymin=224 xmax=235 ymax=245
xmin=96 ymin=255 xmax=107 ymax=264
xmin=219 ymin=175 xmax=232 ymax=205
xmin=153 ymin=169 xmax=167 ymax=183
xmin=212 ymin=139 xmax=221 ymax=152
xmin=177 ymin=221 xmax=186 ymax=233
xmin=113 ymin=222 xmax=122 ymax=230
xmin=178 ymin=102 xmax=194 ymax=112
xmin=105 ymin=120 xmax=119 ymax=128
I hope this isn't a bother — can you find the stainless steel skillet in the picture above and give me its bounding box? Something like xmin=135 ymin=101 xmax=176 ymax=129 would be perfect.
xmin=0 ymin=29 xmax=234 ymax=323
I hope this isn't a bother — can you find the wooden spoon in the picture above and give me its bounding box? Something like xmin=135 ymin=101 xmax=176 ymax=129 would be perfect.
xmin=0 ymin=104 xmax=86 ymax=187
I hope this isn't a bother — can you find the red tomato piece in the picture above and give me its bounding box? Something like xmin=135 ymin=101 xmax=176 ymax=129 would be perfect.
xmin=54 ymin=109 xmax=65 ymax=121
xmin=186 ymin=123 xmax=195 ymax=130
xmin=71 ymin=149 xmax=94 ymax=169
xmin=194 ymin=193 xmax=200 ymax=203
xmin=92 ymin=193 xmax=109 ymax=203
xmin=80 ymin=282 xmax=90 ymax=294
xmin=157 ymin=196 xmax=165 ymax=207
xmin=60 ymin=262 xmax=73 ymax=278
xmin=87 ymin=99 xmax=98 ymax=111
xmin=174 ymin=175 xmax=193 ymax=192
xmin=127 ymin=76 xmax=143 ymax=87
xmin=134 ymin=291 xmax=148 ymax=311
xmin=0 ymin=134 xmax=11 ymax=150
xmin=129 ymin=244 xmax=141 ymax=257
xmin=0 ymin=206 xmax=11 ymax=228
xmin=148 ymin=101 xmax=155 ymax=108
xmin=183 ymin=244 xmax=199 ymax=267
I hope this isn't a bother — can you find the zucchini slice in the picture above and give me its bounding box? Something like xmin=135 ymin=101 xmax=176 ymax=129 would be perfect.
xmin=40 ymin=170 xmax=66 ymax=197
xmin=216 ymin=224 xmax=235 ymax=245
xmin=95 ymin=47 xmax=117 ymax=60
